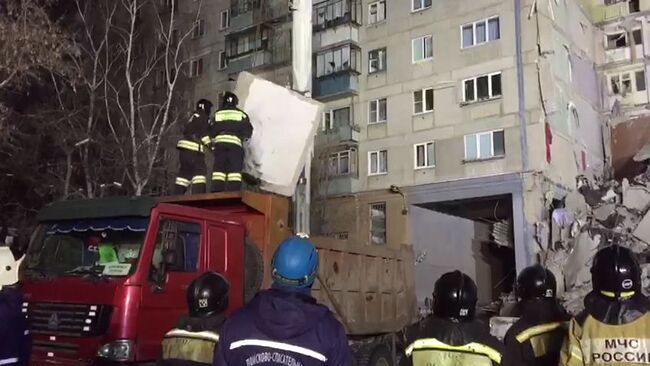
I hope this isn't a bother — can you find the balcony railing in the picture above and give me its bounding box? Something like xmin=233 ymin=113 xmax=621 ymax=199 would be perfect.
xmin=316 ymin=125 xmax=360 ymax=147
xmin=313 ymin=72 xmax=359 ymax=99
xmin=313 ymin=0 xmax=361 ymax=32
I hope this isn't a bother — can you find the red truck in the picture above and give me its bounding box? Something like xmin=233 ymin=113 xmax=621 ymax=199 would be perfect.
xmin=22 ymin=191 xmax=416 ymax=366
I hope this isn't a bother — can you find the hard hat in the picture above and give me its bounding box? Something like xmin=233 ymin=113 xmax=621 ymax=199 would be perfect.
xmin=591 ymin=245 xmax=641 ymax=298
xmin=186 ymin=272 xmax=230 ymax=317
xmin=271 ymin=236 xmax=319 ymax=289
xmin=433 ymin=270 xmax=478 ymax=321
xmin=222 ymin=92 xmax=239 ymax=108
xmin=516 ymin=264 xmax=557 ymax=301
xmin=0 ymin=246 xmax=25 ymax=290
xmin=196 ymin=99 xmax=213 ymax=112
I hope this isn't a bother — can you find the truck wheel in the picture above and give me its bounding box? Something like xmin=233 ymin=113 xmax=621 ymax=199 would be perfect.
xmin=244 ymin=238 xmax=264 ymax=302
xmin=368 ymin=345 xmax=393 ymax=366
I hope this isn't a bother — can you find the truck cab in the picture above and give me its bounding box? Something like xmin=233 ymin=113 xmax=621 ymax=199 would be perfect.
xmin=22 ymin=192 xmax=286 ymax=366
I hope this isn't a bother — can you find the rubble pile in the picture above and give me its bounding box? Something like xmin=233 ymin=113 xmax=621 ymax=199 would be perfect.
xmin=544 ymin=170 xmax=650 ymax=315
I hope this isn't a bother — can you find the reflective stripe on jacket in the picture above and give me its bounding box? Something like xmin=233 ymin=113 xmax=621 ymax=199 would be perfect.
xmin=406 ymin=337 xmax=502 ymax=366
xmin=160 ymin=328 xmax=219 ymax=366
xmin=176 ymin=139 xmax=205 ymax=152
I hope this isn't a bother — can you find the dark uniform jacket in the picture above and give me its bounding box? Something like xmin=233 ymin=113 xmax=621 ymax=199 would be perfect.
xmin=158 ymin=314 xmax=225 ymax=366
xmin=503 ymin=299 xmax=570 ymax=366
xmin=403 ymin=315 xmax=504 ymax=366
xmin=211 ymin=108 xmax=253 ymax=147
xmin=213 ymin=289 xmax=352 ymax=366
xmin=0 ymin=286 xmax=31 ymax=366
xmin=560 ymin=292 xmax=650 ymax=366
xmin=177 ymin=109 xmax=211 ymax=153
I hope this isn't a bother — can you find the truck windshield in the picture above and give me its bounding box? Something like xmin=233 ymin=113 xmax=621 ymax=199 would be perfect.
xmin=25 ymin=217 xmax=149 ymax=278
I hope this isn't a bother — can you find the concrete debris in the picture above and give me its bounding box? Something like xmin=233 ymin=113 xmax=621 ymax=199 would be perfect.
xmin=564 ymin=232 xmax=601 ymax=290
xmin=633 ymin=210 xmax=650 ymax=244
xmin=622 ymin=178 xmax=650 ymax=212
xmin=535 ymin=222 xmax=550 ymax=252
xmin=633 ymin=142 xmax=650 ymax=162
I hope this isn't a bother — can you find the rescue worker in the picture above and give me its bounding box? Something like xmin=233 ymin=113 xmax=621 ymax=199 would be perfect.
xmin=210 ymin=92 xmax=252 ymax=193
xmin=403 ymin=270 xmax=503 ymax=366
xmin=214 ymin=236 xmax=352 ymax=366
xmin=159 ymin=271 xmax=229 ymax=366
xmin=175 ymin=99 xmax=213 ymax=195
xmin=560 ymin=245 xmax=650 ymax=366
xmin=503 ymin=264 xmax=570 ymax=366
xmin=0 ymin=243 xmax=31 ymax=366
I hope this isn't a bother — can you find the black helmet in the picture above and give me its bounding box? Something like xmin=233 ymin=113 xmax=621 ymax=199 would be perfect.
xmin=591 ymin=245 xmax=641 ymax=298
xmin=222 ymin=92 xmax=238 ymax=108
xmin=516 ymin=264 xmax=557 ymax=301
xmin=433 ymin=270 xmax=477 ymax=321
xmin=186 ymin=272 xmax=230 ymax=317
xmin=196 ymin=99 xmax=213 ymax=113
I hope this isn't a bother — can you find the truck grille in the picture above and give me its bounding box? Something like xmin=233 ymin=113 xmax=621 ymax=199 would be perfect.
xmin=25 ymin=302 xmax=112 ymax=337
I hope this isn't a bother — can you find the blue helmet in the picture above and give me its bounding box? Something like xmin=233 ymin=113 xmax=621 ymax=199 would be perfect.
xmin=271 ymin=236 xmax=319 ymax=288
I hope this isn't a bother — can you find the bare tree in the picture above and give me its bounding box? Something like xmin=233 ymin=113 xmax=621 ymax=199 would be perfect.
xmin=103 ymin=0 xmax=200 ymax=195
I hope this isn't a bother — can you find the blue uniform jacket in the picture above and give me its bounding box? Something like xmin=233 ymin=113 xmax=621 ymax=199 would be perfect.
xmin=214 ymin=289 xmax=352 ymax=366
xmin=0 ymin=286 xmax=31 ymax=366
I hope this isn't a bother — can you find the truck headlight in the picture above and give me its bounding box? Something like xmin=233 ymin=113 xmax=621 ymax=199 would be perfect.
xmin=97 ymin=340 xmax=135 ymax=361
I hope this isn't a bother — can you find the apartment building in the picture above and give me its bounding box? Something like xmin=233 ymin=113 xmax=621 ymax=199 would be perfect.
xmin=310 ymin=0 xmax=606 ymax=304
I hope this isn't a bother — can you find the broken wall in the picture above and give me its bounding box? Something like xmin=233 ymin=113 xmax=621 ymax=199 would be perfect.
xmin=611 ymin=117 xmax=650 ymax=179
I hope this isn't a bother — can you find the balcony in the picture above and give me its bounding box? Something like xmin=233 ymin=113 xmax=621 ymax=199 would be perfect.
xmin=315 ymin=125 xmax=360 ymax=147
xmin=317 ymin=176 xmax=359 ymax=197
xmin=229 ymin=0 xmax=288 ymax=33
xmin=313 ymin=72 xmax=359 ymax=100
xmin=590 ymin=0 xmax=639 ymax=23
xmin=313 ymin=0 xmax=361 ymax=32
xmin=227 ymin=49 xmax=273 ymax=74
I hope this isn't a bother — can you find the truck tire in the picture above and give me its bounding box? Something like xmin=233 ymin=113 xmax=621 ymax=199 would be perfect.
xmin=244 ymin=238 xmax=264 ymax=302
xmin=368 ymin=345 xmax=393 ymax=366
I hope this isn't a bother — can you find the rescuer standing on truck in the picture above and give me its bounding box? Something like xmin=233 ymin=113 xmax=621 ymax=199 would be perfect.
xmin=503 ymin=265 xmax=570 ymax=366
xmin=213 ymin=236 xmax=352 ymax=366
xmin=174 ymin=99 xmax=213 ymax=195
xmin=0 ymin=243 xmax=31 ymax=366
xmin=210 ymin=92 xmax=252 ymax=193
xmin=159 ymin=272 xmax=229 ymax=366
xmin=560 ymin=245 xmax=650 ymax=366
xmin=403 ymin=270 xmax=503 ymax=366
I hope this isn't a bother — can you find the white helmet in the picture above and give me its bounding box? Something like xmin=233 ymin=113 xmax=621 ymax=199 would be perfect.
xmin=0 ymin=246 xmax=24 ymax=290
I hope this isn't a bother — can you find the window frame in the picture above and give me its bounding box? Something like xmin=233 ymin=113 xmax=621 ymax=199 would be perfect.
xmin=368 ymin=47 xmax=387 ymax=74
xmin=461 ymin=16 xmax=500 ymax=49
xmin=327 ymin=149 xmax=357 ymax=176
xmin=192 ymin=19 xmax=206 ymax=39
xmin=368 ymin=150 xmax=388 ymax=175
xmin=189 ymin=58 xmax=204 ymax=78
xmin=413 ymin=87 xmax=434 ymax=115
xmin=462 ymin=71 xmax=502 ymax=103
xmin=218 ymin=50 xmax=228 ymax=70
xmin=368 ymin=0 xmax=386 ymax=25
xmin=412 ymin=35 xmax=433 ymax=63
xmin=411 ymin=0 xmax=432 ymax=13
xmin=220 ymin=10 xmax=230 ymax=30
xmin=463 ymin=129 xmax=505 ymax=161
xmin=609 ymin=69 xmax=646 ymax=95
xmin=369 ymin=202 xmax=387 ymax=245
xmin=414 ymin=141 xmax=435 ymax=169
xmin=150 ymin=217 xmax=202 ymax=276
xmin=368 ymin=98 xmax=387 ymax=124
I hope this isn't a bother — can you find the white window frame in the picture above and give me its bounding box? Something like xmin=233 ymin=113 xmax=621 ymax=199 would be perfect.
xmin=368 ymin=150 xmax=388 ymax=175
xmin=609 ymin=69 xmax=646 ymax=95
xmin=218 ymin=50 xmax=228 ymax=70
xmin=462 ymin=72 xmax=502 ymax=103
xmin=368 ymin=0 xmax=386 ymax=25
xmin=604 ymin=29 xmax=642 ymax=50
xmin=192 ymin=19 xmax=205 ymax=39
xmin=413 ymin=88 xmax=434 ymax=115
xmin=189 ymin=58 xmax=203 ymax=77
xmin=220 ymin=10 xmax=230 ymax=30
xmin=412 ymin=35 xmax=433 ymax=63
xmin=322 ymin=110 xmax=334 ymax=131
xmin=327 ymin=149 xmax=356 ymax=176
xmin=414 ymin=141 xmax=435 ymax=169
xmin=368 ymin=98 xmax=387 ymax=124
xmin=369 ymin=48 xmax=386 ymax=74
xmin=461 ymin=16 xmax=500 ymax=49
xmin=463 ymin=130 xmax=505 ymax=161
xmin=412 ymin=0 xmax=432 ymax=12
xmin=369 ymin=202 xmax=387 ymax=245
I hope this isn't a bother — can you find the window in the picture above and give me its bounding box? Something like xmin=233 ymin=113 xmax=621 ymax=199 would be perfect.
xmin=369 ymin=48 xmax=386 ymax=73
xmin=220 ymin=10 xmax=230 ymax=30
xmin=322 ymin=107 xmax=350 ymax=131
xmin=226 ymin=28 xmax=269 ymax=58
xmin=192 ymin=19 xmax=205 ymax=39
xmin=151 ymin=219 xmax=201 ymax=276
xmin=412 ymin=35 xmax=433 ymax=62
xmin=413 ymin=88 xmax=434 ymax=114
xmin=368 ymin=150 xmax=388 ymax=175
xmin=369 ymin=98 xmax=387 ymax=124
xmin=189 ymin=58 xmax=203 ymax=77
xmin=171 ymin=29 xmax=179 ymax=45
xmin=414 ymin=142 xmax=435 ymax=169
xmin=370 ymin=202 xmax=386 ymax=245
xmin=313 ymin=0 xmax=361 ymax=30
xmin=610 ymin=70 xmax=645 ymax=94
xmin=630 ymin=0 xmax=640 ymax=13
xmin=154 ymin=69 xmax=165 ymax=88
xmin=218 ymin=51 xmax=228 ymax=70
xmin=606 ymin=30 xmax=642 ymax=50
xmin=368 ymin=0 xmax=386 ymax=24
xmin=463 ymin=72 xmax=502 ymax=103
xmin=412 ymin=0 xmax=432 ymax=12
xmin=315 ymin=44 xmax=361 ymax=77
xmin=328 ymin=149 xmax=357 ymax=176
xmin=464 ymin=130 xmax=505 ymax=161
xmin=462 ymin=17 xmax=500 ymax=48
